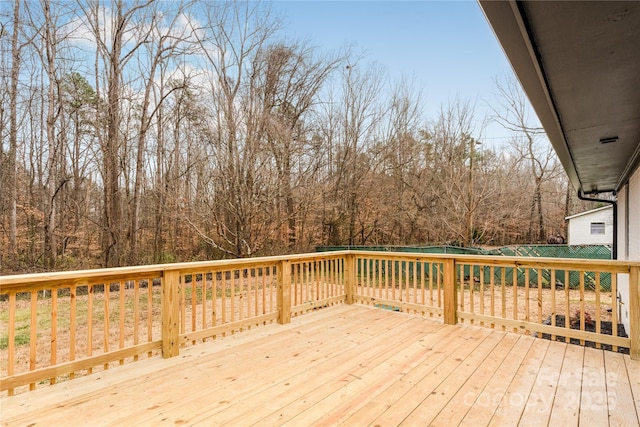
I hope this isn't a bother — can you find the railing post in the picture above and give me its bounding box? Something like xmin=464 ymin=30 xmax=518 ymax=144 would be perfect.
xmin=162 ymin=270 xmax=180 ymax=358
xmin=345 ymin=253 xmax=356 ymax=304
xmin=630 ymin=266 xmax=639 ymax=360
xmin=443 ymin=257 xmax=457 ymax=325
xmin=278 ymin=260 xmax=291 ymax=324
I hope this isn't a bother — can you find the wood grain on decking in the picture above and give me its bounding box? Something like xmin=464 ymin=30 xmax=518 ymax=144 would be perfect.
xmin=1 ymin=305 xmax=638 ymax=426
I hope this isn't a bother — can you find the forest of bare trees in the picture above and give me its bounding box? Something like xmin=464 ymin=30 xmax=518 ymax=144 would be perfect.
xmin=0 ymin=1 xmax=596 ymax=274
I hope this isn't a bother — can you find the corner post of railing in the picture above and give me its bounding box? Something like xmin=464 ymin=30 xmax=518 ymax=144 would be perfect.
xmin=277 ymin=259 xmax=292 ymax=324
xmin=161 ymin=270 xmax=180 ymax=358
xmin=345 ymin=252 xmax=356 ymax=304
xmin=443 ymin=257 xmax=457 ymax=325
xmin=630 ymin=265 xmax=639 ymax=360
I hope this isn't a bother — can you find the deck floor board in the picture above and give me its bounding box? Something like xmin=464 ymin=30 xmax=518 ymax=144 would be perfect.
xmin=1 ymin=304 xmax=638 ymax=427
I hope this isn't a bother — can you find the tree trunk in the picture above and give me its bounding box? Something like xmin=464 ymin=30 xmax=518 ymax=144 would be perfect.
xmin=154 ymin=88 xmax=165 ymax=262
xmin=103 ymin=1 xmax=125 ymax=267
xmin=536 ymin=182 xmax=545 ymax=242
xmin=43 ymin=0 xmax=58 ymax=269
xmin=8 ymin=0 xmax=21 ymax=258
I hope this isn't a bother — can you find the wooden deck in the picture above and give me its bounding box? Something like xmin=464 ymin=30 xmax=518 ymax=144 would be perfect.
xmin=2 ymin=304 xmax=639 ymax=426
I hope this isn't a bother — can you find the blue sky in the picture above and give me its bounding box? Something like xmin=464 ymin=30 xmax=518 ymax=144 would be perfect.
xmin=270 ymin=0 xmax=517 ymax=146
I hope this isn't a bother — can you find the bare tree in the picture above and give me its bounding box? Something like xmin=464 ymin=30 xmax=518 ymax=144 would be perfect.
xmin=129 ymin=1 xmax=192 ymax=264
xmin=254 ymin=42 xmax=341 ymax=250
xmin=425 ymin=99 xmax=488 ymax=246
xmin=187 ymin=1 xmax=280 ymax=257
xmin=33 ymin=0 xmax=71 ymax=268
xmin=6 ymin=0 xmax=22 ymax=259
xmin=83 ymin=0 xmax=155 ymax=266
xmin=493 ymin=75 xmax=559 ymax=243
xmin=379 ymin=78 xmax=423 ymax=243
xmin=321 ymin=60 xmax=385 ymax=245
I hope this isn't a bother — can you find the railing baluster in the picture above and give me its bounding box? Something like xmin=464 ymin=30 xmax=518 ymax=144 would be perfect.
xmin=306 ymin=263 xmax=310 ymax=303
xmin=500 ymin=267 xmax=506 ymax=331
xmin=580 ymin=271 xmax=585 ymax=346
xmin=179 ymin=275 xmax=185 ymax=337
xmin=611 ymin=273 xmax=617 ymax=352
xmin=564 ymin=270 xmax=570 ymax=342
xmin=221 ymin=272 xmax=227 ymax=327
xmin=551 ymin=270 xmax=556 ymax=341
xmin=429 ymin=262 xmax=440 ymax=307
xmin=251 ymin=268 xmax=260 ymax=317
xmin=490 ymin=266 xmax=495 ymax=322
xmin=202 ymin=273 xmax=207 ymax=334
xmin=329 ymin=259 xmax=338 ymax=297
xmin=103 ymin=284 xmax=110 ymax=370
xmin=231 ymin=270 xmax=236 ymax=324
xmin=270 ymin=266 xmax=275 ymax=314
xmin=50 ymin=288 xmax=57 ymax=384
xmin=88 ymin=284 xmax=94 ymax=370
xmin=262 ymin=267 xmax=267 ymax=316
xmin=480 ymin=265 xmax=485 ymax=321
xmin=239 ymin=270 xmax=244 ymax=323
xmin=524 ymin=268 xmax=530 ymax=326
xmin=212 ymin=273 xmax=218 ymax=330
xmin=469 ymin=265 xmax=475 ymax=323
xmin=313 ymin=261 xmax=318 ymax=303
xmin=29 ymin=291 xmax=37 ymax=390
xmin=385 ymin=260 xmax=390 ymax=300
xmin=459 ymin=264 xmax=464 ymax=318
xmin=147 ymin=279 xmax=153 ymax=356
xmin=413 ymin=261 xmax=418 ymax=306
xmin=319 ymin=260 xmax=323 ymax=302
xmin=191 ymin=275 xmax=198 ymax=339
xmin=364 ymin=258 xmax=369 ymax=299
xmin=376 ymin=259 xmax=380 ymax=299
xmin=293 ymin=264 xmax=298 ymax=306
xmin=512 ymin=267 xmax=518 ymax=332
xmin=134 ymin=280 xmax=140 ymax=359
xmin=595 ymin=272 xmax=601 ymax=349
xmin=405 ymin=260 xmax=410 ymax=306
xmin=437 ymin=263 xmax=442 ymax=309
xmin=420 ymin=261 xmax=425 ymax=307
xmin=8 ymin=292 xmax=16 ymax=396
xmin=537 ymin=268 xmax=543 ymax=325
xmin=119 ymin=281 xmax=125 ymax=364
xmin=322 ymin=260 xmax=327 ymax=301
xmin=70 ymin=285 xmax=77 ymax=376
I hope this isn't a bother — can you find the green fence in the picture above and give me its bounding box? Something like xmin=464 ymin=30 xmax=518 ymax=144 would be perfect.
xmin=316 ymin=245 xmax=613 ymax=291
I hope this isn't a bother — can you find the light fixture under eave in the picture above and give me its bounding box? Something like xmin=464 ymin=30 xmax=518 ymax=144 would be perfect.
xmin=599 ymin=136 xmax=618 ymax=144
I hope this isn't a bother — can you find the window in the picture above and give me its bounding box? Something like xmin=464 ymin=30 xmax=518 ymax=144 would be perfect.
xmin=590 ymin=222 xmax=605 ymax=235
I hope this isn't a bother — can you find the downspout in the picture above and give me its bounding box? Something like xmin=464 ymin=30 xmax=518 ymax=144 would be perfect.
xmin=577 ymin=190 xmax=617 ymax=260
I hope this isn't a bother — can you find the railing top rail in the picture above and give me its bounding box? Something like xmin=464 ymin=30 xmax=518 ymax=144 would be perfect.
xmin=348 ymin=250 xmax=639 ymax=272
xmin=2 ymin=249 xmax=637 ymax=293
xmin=0 ymin=251 xmax=351 ymax=292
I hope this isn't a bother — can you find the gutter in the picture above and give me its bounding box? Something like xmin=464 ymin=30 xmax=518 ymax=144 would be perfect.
xmin=577 ymin=190 xmax=617 ymax=259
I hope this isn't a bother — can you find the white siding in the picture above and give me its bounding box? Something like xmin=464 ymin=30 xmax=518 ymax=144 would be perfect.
xmin=629 ymin=166 xmax=640 ymax=261
xmin=617 ymin=165 xmax=640 ymax=335
xmin=567 ymin=206 xmax=613 ymax=245
xmin=617 ymin=185 xmax=628 ymax=260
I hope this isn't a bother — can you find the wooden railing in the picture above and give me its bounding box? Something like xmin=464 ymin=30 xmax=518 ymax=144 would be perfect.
xmin=0 ymin=253 xmax=348 ymax=396
xmin=351 ymin=251 xmax=639 ymax=360
xmin=1 ymin=250 xmax=638 ymax=396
